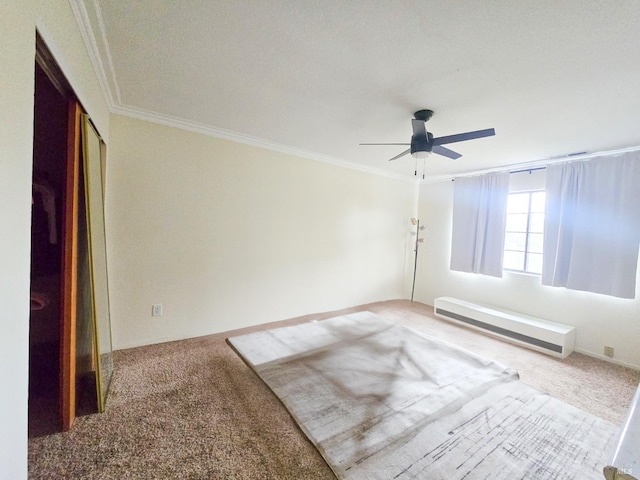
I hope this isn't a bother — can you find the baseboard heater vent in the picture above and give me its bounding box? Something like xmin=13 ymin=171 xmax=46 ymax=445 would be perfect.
xmin=433 ymin=297 xmax=575 ymax=358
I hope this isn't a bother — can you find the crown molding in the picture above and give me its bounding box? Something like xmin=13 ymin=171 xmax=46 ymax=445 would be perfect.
xmin=111 ymin=104 xmax=417 ymax=183
xmin=68 ymin=0 xmax=120 ymax=108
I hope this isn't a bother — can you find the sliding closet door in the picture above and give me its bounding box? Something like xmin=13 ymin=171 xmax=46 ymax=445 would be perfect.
xmin=81 ymin=115 xmax=114 ymax=413
xmin=60 ymin=100 xmax=81 ymax=431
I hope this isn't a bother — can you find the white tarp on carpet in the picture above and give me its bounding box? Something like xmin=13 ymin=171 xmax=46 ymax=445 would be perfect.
xmin=228 ymin=311 xmax=616 ymax=479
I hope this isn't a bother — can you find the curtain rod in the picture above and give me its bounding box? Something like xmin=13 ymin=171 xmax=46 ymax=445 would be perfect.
xmin=422 ymin=144 xmax=640 ymax=184
xmin=508 ymin=166 xmax=546 ymax=175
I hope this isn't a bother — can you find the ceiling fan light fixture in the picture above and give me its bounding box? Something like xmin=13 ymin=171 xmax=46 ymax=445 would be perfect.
xmin=411 ymin=150 xmax=431 ymax=160
xmin=359 ymin=108 xmax=495 ymax=168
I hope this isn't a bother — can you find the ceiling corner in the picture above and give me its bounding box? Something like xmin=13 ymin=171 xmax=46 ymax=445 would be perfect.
xmin=68 ymin=0 xmax=120 ymax=109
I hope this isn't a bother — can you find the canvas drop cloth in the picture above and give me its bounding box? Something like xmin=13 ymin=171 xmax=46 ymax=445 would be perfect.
xmin=228 ymin=311 xmax=616 ymax=479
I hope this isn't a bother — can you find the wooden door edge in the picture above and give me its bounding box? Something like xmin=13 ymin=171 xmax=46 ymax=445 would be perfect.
xmin=60 ymin=100 xmax=81 ymax=431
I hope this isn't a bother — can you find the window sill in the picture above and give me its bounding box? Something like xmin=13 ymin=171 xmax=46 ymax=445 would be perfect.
xmin=503 ymin=269 xmax=542 ymax=279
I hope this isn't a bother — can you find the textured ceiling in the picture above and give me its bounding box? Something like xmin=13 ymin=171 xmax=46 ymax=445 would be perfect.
xmin=75 ymin=1 xmax=640 ymax=180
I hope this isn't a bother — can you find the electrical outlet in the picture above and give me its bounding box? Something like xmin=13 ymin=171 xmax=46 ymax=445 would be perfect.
xmin=604 ymin=345 xmax=614 ymax=358
xmin=152 ymin=304 xmax=163 ymax=317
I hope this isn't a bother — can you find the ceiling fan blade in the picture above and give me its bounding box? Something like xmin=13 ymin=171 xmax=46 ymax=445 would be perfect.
xmin=388 ymin=148 xmax=411 ymax=161
xmin=411 ymin=119 xmax=427 ymax=137
xmin=432 ymin=145 xmax=462 ymax=159
xmin=432 ymin=128 xmax=495 ymax=146
xmin=359 ymin=143 xmax=410 ymax=146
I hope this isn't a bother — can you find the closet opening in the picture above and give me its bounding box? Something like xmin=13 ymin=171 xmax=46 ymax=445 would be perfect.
xmin=29 ymin=59 xmax=68 ymax=437
xmin=30 ymin=33 xmax=107 ymax=438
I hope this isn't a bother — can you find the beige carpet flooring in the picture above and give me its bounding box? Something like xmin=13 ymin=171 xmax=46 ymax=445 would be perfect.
xmin=28 ymin=300 xmax=640 ymax=479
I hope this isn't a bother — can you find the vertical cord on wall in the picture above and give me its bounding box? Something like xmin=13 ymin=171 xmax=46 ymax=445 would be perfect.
xmin=410 ymin=218 xmax=425 ymax=302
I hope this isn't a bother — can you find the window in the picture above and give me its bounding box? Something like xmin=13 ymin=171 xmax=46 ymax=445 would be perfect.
xmin=503 ymin=191 xmax=545 ymax=274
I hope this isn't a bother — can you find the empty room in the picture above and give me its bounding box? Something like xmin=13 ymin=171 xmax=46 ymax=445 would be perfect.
xmin=3 ymin=1 xmax=640 ymax=479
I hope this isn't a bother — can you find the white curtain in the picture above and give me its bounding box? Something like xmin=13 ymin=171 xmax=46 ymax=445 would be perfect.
xmin=542 ymin=152 xmax=640 ymax=298
xmin=450 ymin=172 xmax=510 ymax=277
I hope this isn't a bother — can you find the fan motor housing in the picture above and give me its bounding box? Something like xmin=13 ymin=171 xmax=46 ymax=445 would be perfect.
xmin=411 ymin=131 xmax=433 ymax=154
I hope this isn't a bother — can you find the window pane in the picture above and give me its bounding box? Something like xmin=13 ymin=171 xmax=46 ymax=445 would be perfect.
xmin=529 ymin=213 xmax=545 ymax=233
xmin=530 ymin=191 xmax=546 ymax=212
xmin=507 ymin=193 xmax=530 ymax=214
xmin=526 ymin=253 xmax=543 ymax=274
xmin=503 ymin=191 xmax=546 ymax=276
xmin=506 ymin=213 xmax=528 ymax=232
xmin=505 ymin=232 xmax=526 ymax=251
xmin=528 ymin=233 xmax=543 ymax=253
xmin=504 ymin=250 xmax=525 ymax=271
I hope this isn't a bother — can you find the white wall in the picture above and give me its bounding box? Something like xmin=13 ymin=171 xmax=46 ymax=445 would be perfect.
xmin=106 ymin=115 xmax=417 ymax=349
xmin=415 ymin=175 xmax=640 ymax=369
xmin=0 ymin=2 xmax=109 ymax=478
xmin=0 ymin=4 xmax=36 ymax=479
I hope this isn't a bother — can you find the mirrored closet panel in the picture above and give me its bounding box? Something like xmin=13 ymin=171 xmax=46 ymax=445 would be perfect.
xmin=81 ymin=114 xmax=114 ymax=413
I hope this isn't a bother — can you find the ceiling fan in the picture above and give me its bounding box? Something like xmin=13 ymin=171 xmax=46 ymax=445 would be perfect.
xmin=360 ymin=109 xmax=495 ymax=177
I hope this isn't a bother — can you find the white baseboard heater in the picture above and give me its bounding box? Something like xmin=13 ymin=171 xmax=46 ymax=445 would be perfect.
xmin=433 ymin=297 xmax=575 ymax=358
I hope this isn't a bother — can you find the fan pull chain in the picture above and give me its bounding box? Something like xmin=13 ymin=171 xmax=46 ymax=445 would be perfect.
xmin=422 ymin=158 xmax=426 ymax=179
xmin=414 ymin=156 xmax=418 ymax=177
